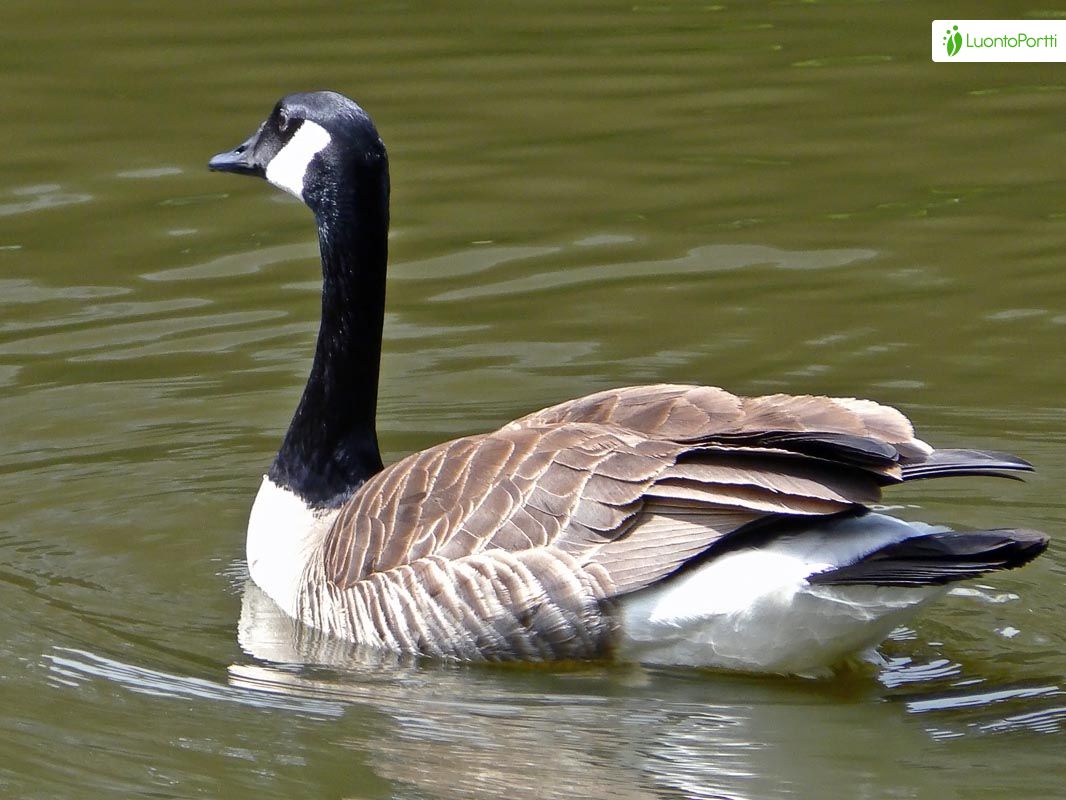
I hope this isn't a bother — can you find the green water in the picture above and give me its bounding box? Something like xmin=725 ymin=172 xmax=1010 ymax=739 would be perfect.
xmin=2 ymin=1 xmax=1065 ymax=797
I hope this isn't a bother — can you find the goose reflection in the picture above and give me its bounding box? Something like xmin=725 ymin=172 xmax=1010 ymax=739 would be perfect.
xmin=232 ymin=580 xmax=951 ymax=800
xmin=236 ymin=580 xmax=673 ymax=800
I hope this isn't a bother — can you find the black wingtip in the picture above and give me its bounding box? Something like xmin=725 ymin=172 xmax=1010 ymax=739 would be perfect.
xmin=902 ymin=449 xmax=1035 ymax=482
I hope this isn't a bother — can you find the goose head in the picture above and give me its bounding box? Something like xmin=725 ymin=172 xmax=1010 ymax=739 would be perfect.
xmin=208 ymin=91 xmax=388 ymax=218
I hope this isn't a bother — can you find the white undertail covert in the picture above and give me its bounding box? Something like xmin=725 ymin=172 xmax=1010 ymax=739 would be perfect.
xmin=616 ymin=514 xmax=946 ymax=675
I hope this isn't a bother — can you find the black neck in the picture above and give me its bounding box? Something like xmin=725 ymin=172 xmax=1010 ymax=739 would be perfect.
xmin=269 ymin=161 xmax=389 ymax=507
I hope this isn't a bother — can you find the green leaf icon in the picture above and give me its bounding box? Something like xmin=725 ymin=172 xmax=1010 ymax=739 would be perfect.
xmin=945 ymin=26 xmax=963 ymax=57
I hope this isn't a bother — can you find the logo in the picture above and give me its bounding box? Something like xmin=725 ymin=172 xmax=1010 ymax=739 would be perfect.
xmin=933 ymin=20 xmax=1065 ymax=62
xmin=944 ymin=24 xmax=963 ymax=56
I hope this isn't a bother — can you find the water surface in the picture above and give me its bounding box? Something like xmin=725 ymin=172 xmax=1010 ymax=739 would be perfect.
xmin=2 ymin=1 xmax=1065 ymax=797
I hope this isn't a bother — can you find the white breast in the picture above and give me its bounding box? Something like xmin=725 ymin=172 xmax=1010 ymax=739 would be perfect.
xmin=245 ymin=476 xmax=338 ymax=618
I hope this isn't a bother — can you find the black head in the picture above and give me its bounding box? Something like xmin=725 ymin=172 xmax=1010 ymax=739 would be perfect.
xmin=208 ymin=91 xmax=387 ymax=216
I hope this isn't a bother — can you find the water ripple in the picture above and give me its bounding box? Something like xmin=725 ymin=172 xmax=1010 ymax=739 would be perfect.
xmin=44 ymin=647 xmax=345 ymax=718
xmin=0 ymin=184 xmax=92 ymax=217
xmin=428 ymin=243 xmax=877 ymax=303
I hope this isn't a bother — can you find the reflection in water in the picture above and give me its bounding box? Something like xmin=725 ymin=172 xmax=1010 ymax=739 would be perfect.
xmin=143 ymin=242 xmax=318 ymax=282
xmin=0 ymin=184 xmax=92 ymax=217
xmin=45 ymin=647 xmax=345 ymax=719
xmin=234 ymin=581 xmax=679 ymax=800
xmin=0 ymin=279 xmax=127 ymax=306
xmin=427 ymin=243 xmax=877 ymax=303
xmin=878 ymin=648 xmax=1065 ymax=740
xmin=115 ymin=167 xmax=184 ymax=180
xmin=223 ymin=581 xmax=1060 ymax=799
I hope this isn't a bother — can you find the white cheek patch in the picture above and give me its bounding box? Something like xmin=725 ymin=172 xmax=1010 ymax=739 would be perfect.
xmin=265 ymin=120 xmax=332 ymax=200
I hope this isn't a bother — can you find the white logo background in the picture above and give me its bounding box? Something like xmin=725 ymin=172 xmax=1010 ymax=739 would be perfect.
xmin=932 ymin=20 xmax=1066 ymax=62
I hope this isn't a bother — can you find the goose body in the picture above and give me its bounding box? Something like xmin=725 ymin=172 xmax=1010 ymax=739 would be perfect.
xmin=210 ymin=91 xmax=1047 ymax=674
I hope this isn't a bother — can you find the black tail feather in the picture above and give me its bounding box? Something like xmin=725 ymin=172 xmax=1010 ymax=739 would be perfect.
xmin=808 ymin=528 xmax=1049 ymax=587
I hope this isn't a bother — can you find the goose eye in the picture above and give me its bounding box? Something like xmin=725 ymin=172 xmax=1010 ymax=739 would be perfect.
xmin=277 ymin=110 xmax=291 ymax=133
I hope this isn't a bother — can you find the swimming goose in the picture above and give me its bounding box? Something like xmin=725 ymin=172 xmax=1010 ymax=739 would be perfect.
xmin=209 ymin=91 xmax=1048 ymax=674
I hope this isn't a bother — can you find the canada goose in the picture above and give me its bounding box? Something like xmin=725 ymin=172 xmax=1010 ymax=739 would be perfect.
xmin=209 ymin=91 xmax=1048 ymax=675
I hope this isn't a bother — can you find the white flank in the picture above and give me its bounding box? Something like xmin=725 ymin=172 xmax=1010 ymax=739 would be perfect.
xmin=264 ymin=120 xmax=332 ymax=200
xmin=246 ymin=476 xmax=338 ymax=618
xmin=617 ymin=513 xmax=945 ymax=675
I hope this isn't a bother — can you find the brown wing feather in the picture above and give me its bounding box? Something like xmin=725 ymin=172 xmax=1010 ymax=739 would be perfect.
xmin=320 ymin=387 xmax=911 ymax=596
xmin=506 ymin=384 xmax=744 ymax=439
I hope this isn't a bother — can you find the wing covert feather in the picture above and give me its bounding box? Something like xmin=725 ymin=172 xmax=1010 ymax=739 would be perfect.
xmin=320 ymin=386 xmax=905 ymax=598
